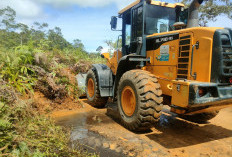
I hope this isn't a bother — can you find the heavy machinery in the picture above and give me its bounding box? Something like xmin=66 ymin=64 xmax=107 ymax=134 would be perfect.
xmin=85 ymin=0 xmax=232 ymax=131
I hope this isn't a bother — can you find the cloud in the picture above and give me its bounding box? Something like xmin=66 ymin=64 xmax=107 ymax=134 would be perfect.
xmin=0 ymin=0 xmax=135 ymax=26
xmin=0 ymin=0 xmax=43 ymax=19
xmin=0 ymin=0 xmax=135 ymax=20
xmin=36 ymin=0 xmax=135 ymax=9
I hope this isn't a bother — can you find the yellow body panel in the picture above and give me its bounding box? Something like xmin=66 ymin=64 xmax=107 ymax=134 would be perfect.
xmin=145 ymin=27 xmax=224 ymax=108
xmin=119 ymin=0 xmax=184 ymax=15
xmin=150 ymin=1 xmax=184 ymax=8
xmin=171 ymin=80 xmax=191 ymax=108
xmin=107 ymin=51 xmax=122 ymax=75
xmin=190 ymin=30 xmax=215 ymax=82
xmin=147 ymin=40 xmax=179 ymax=66
xmin=146 ymin=66 xmax=176 ymax=96
xmin=101 ymin=52 xmax=110 ymax=60
xmin=119 ymin=0 xmax=140 ymax=14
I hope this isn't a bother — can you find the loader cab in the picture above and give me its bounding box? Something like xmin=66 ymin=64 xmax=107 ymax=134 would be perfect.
xmin=112 ymin=0 xmax=188 ymax=56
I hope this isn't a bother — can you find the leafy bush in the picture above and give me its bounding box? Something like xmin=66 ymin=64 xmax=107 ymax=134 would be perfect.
xmin=0 ymin=46 xmax=37 ymax=94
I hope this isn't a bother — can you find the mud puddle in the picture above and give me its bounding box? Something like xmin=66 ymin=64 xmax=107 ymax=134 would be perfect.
xmin=55 ymin=110 xmax=125 ymax=157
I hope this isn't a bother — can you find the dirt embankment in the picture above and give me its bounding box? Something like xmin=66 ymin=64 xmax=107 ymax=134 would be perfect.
xmin=28 ymin=56 xmax=92 ymax=115
xmin=22 ymin=68 xmax=80 ymax=115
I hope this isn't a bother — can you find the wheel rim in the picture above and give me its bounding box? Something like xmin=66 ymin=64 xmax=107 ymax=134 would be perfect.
xmin=121 ymin=86 xmax=136 ymax=117
xmin=87 ymin=78 xmax=95 ymax=98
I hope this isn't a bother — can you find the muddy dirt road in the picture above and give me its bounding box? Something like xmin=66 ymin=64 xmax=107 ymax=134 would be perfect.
xmin=54 ymin=100 xmax=232 ymax=157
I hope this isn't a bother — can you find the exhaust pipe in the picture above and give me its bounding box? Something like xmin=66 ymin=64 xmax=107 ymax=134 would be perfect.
xmin=187 ymin=0 xmax=204 ymax=28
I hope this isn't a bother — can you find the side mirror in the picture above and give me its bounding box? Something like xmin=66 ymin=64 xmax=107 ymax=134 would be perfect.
xmin=110 ymin=16 xmax=117 ymax=30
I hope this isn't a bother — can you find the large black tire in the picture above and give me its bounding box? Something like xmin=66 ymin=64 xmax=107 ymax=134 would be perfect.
xmin=180 ymin=111 xmax=219 ymax=123
xmin=117 ymin=70 xmax=163 ymax=131
xmin=86 ymin=68 xmax=108 ymax=108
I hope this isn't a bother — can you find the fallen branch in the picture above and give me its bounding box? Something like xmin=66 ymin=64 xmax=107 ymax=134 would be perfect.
xmin=0 ymin=145 xmax=8 ymax=152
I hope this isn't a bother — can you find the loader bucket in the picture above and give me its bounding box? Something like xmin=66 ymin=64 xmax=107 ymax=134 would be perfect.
xmin=76 ymin=73 xmax=87 ymax=98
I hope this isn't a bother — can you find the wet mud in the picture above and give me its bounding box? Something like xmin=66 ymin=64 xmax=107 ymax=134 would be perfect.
xmin=56 ymin=111 xmax=125 ymax=157
xmin=55 ymin=100 xmax=232 ymax=157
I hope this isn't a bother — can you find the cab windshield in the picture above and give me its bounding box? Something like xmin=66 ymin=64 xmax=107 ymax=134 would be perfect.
xmin=145 ymin=5 xmax=176 ymax=35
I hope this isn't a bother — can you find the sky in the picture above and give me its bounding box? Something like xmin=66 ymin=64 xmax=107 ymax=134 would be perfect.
xmin=0 ymin=0 xmax=232 ymax=52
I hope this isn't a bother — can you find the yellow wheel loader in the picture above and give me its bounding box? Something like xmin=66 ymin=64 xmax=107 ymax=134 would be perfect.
xmin=85 ymin=0 xmax=232 ymax=131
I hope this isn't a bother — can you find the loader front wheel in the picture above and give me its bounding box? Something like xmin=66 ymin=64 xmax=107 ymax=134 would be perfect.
xmin=117 ymin=70 xmax=163 ymax=131
xmin=86 ymin=68 xmax=108 ymax=108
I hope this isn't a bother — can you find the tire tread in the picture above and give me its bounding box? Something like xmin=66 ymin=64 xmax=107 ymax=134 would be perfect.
xmin=118 ymin=69 xmax=163 ymax=131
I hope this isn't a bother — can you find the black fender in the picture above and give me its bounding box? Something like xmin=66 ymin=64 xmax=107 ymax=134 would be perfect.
xmin=92 ymin=64 xmax=113 ymax=97
xmin=113 ymin=55 xmax=150 ymax=99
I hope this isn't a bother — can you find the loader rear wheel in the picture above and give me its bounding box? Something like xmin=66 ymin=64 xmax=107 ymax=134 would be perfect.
xmin=180 ymin=111 xmax=219 ymax=123
xmin=117 ymin=70 xmax=163 ymax=131
xmin=86 ymin=68 xmax=108 ymax=108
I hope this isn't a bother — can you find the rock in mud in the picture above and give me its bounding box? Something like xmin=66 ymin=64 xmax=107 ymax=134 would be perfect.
xmin=103 ymin=142 xmax=110 ymax=148
xmin=128 ymin=152 xmax=136 ymax=157
xmin=87 ymin=137 xmax=96 ymax=146
xmin=110 ymin=143 xmax=117 ymax=150
xmin=94 ymin=138 xmax=102 ymax=147
xmin=115 ymin=146 xmax=122 ymax=153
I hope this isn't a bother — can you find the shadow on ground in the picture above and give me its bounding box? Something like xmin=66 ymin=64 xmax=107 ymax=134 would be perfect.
xmin=146 ymin=113 xmax=232 ymax=148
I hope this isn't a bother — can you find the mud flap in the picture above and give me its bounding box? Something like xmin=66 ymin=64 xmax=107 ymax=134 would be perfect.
xmin=92 ymin=64 xmax=113 ymax=97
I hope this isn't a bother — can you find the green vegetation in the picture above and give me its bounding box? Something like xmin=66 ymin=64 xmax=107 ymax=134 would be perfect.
xmin=0 ymin=98 xmax=82 ymax=156
xmin=0 ymin=6 xmax=102 ymax=156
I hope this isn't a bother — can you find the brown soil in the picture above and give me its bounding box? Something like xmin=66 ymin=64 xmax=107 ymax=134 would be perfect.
xmin=59 ymin=68 xmax=77 ymax=85
xmin=54 ymin=100 xmax=232 ymax=157
xmin=29 ymin=67 xmax=83 ymax=115
xmin=32 ymin=91 xmax=82 ymax=115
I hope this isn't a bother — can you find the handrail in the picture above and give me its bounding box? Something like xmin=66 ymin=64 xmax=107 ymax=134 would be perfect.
xmin=190 ymin=41 xmax=199 ymax=80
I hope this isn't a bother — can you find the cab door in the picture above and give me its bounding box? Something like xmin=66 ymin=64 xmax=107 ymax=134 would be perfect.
xmin=130 ymin=5 xmax=144 ymax=54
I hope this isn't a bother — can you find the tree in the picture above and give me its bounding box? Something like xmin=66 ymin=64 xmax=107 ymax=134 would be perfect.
xmin=30 ymin=22 xmax=49 ymax=47
xmin=0 ymin=6 xmax=17 ymax=31
xmin=47 ymin=27 xmax=71 ymax=50
xmin=177 ymin=0 xmax=232 ymax=26
xmin=17 ymin=23 xmax=30 ymax=46
xmin=0 ymin=6 xmax=84 ymax=52
xmin=73 ymin=39 xmax=84 ymax=50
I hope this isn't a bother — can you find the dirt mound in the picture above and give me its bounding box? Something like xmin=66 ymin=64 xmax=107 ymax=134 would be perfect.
xmin=32 ymin=91 xmax=81 ymax=115
xmin=29 ymin=54 xmax=92 ymax=116
xmin=29 ymin=65 xmax=67 ymax=100
xmin=28 ymin=64 xmax=82 ymax=115
xmin=70 ymin=60 xmax=92 ymax=73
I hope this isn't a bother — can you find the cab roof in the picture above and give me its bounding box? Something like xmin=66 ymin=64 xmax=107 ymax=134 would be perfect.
xmin=118 ymin=0 xmax=184 ymax=15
